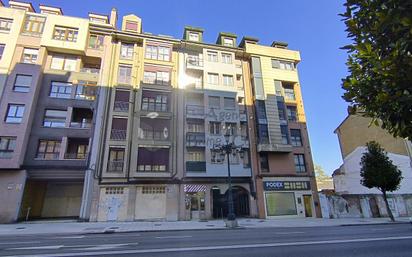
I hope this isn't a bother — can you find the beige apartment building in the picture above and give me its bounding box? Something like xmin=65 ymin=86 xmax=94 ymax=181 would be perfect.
xmin=0 ymin=0 xmax=320 ymax=223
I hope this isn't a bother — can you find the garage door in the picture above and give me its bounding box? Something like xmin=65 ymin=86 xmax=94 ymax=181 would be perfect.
xmin=135 ymin=186 xmax=166 ymax=220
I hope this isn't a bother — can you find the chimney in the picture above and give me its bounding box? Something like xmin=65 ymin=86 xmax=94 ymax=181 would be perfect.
xmin=271 ymin=41 xmax=288 ymax=49
xmin=110 ymin=8 xmax=117 ymax=28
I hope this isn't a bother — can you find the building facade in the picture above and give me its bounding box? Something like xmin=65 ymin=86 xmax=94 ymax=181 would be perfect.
xmin=0 ymin=1 xmax=320 ymax=223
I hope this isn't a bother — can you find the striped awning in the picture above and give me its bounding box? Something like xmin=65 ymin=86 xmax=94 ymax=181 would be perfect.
xmin=184 ymin=184 xmax=206 ymax=193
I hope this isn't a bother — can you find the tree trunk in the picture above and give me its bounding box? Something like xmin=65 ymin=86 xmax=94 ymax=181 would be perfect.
xmin=382 ymin=191 xmax=395 ymax=222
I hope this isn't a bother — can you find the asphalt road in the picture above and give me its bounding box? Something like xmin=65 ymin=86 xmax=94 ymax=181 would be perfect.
xmin=0 ymin=224 xmax=411 ymax=257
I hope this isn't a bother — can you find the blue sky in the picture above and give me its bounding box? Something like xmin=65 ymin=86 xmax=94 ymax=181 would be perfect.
xmin=25 ymin=0 xmax=349 ymax=174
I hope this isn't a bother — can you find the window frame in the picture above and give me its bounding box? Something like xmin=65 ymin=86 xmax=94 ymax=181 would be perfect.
xmin=43 ymin=109 xmax=67 ymax=128
xmin=290 ymin=129 xmax=303 ymax=147
xmin=207 ymin=51 xmax=218 ymax=62
xmin=0 ymin=136 xmax=16 ymax=159
xmin=207 ymin=73 xmax=219 ymax=85
xmin=5 ymin=104 xmax=25 ymax=123
xmin=0 ymin=18 xmax=13 ymax=32
xmin=22 ymin=15 xmax=46 ymax=35
xmin=36 ymin=140 xmax=61 ymax=160
xmin=222 ymin=74 xmax=234 ymax=86
xmin=52 ymin=26 xmax=79 ymax=42
xmin=120 ymin=43 xmax=134 ymax=59
xmin=294 ymin=154 xmax=306 ymax=173
xmin=118 ymin=65 xmax=132 ymax=84
xmin=221 ymin=53 xmax=232 ymax=64
xmin=50 ymin=81 xmax=72 ymax=99
xmin=13 ymin=74 xmax=32 ymax=93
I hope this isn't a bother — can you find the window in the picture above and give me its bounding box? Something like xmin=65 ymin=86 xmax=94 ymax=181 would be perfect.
xmin=283 ymin=85 xmax=296 ymax=100
xmin=207 ymin=51 xmax=218 ymax=62
xmin=141 ymin=92 xmax=169 ymax=112
xmin=258 ymin=124 xmax=269 ymax=144
xmin=108 ymin=148 xmax=125 ymax=172
xmin=53 ymin=26 xmax=78 ymax=42
xmin=111 ymin=118 xmax=128 ymax=140
xmin=265 ymin=192 xmax=297 ymax=216
xmin=88 ymin=34 xmax=104 ymax=49
xmin=255 ymin=100 xmax=267 ymax=121
xmin=5 ymin=104 xmax=25 ymax=123
xmin=137 ymin=147 xmax=169 ymax=172
xmin=114 ymin=90 xmax=130 ymax=112
xmin=143 ymin=71 xmax=170 ymax=85
xmin=187 ymin=151 xmax=205 ymax=161
xmin=208 ymin=96 xmax=220 ymax=108
xmin=274 ymin=80 xmax=283 ymax=96
xmin=294 ymin=154 xmax=306 ymax=172
xmin=224 ymin=97 xmax=235 ymax=109
xmin=142 ymin=186 xmax=166 ymax=194
xmin=277 ymin=102 xmax=286 ymax=121
xmin=13 ymin=75 xmax=32 ymax=93
xmin=260 ymin=153 xmax=269 ymax=172
xmin=125 ymin=21 xmax=138 ymax=31
xmin=223 ymin=38 xmax=234 ymax=47
xmin=120 ymin=43 xmax=134 ymax=59
xmin=0 ymin=18 xmax=13 ymax=32
xmin=187 ymin=121 xmax=204 ymax=133
xmin=224 ymin=122 xmax=237 ymax=136
xmin=272 ymin=59 xmax=295 ymax=70
xmin=221 ymin=53 xmax=232 ymax=64
xmin=211 ymin=150 xmax=224 ymax=164
xmin=290 ymin=129 xmax=303 ymax=147
xmin=51 ymin=55 xmax=77 ymax=71
xmin=145 ymin=44 xmax=171 ymax=61
xmin=43 ymin=109 xmax=67 ymax=128
xmin=75 ymin=81 xmax=97 ymax=100
xmin=0 ymin=44 xmax=4 ymax=60
xmin=118 ymin=65 xmax=132 ymax=84
xmin=207 ymin=73 xmax=219 ymax=85
xmin=0 ymin=137 xmax=16 ymax=159
xmin=22 ymin=15 xmax=46 ymax=35
xmin=209 ymin=122 xmax=221 ymax=135
xmin=287 ymin=106 xmax=297 ymax=122
xmin=50 ymin=82 xmax=72 ymax=99
xmin=222 ymin=74 xmax=233 ymax=86
xmin=36 ymin=140 xmax=61 ymax=160
xmin=280 ymin=125 xmax=289 ymax=144
xmin=188 ymin=32 xmax=199 ymax=41
xmin=241 ymin=149 xmax=250 ymax=168
xmin=22 ymin=48 xmax=38 ymax=64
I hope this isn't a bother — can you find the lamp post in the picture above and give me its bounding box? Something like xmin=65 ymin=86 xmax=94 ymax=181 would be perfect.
xmin=215 ymin=132 xmax=242 ymax=227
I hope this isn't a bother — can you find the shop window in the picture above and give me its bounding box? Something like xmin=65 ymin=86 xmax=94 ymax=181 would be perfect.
xmin=265 ymin=192 xmax=297 ymax=216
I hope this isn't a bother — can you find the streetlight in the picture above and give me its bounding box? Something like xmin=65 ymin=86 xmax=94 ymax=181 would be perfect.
xmin=214 ymin=131 xmax=243 ymax=228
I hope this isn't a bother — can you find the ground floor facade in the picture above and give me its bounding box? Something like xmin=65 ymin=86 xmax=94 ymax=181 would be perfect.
xmin=94 ymin=181 xmax=258 ymax=222
xmin=256 ymin=177 xmax=322 ymax=219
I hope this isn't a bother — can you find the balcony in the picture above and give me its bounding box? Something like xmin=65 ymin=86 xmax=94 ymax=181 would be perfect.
xmin=186 ymin=56 xmax=203 ymax=70
xmin=114 ymin=101 xmax=129 ymax=112
xmin=186 ymin=161 xmax=206 ymax=172
xmin=80 ymin=67 xmax=100 ymax=74
xmin=110 ymin=129 xmax=127 ymax=140
xmin=186 ymin=105 xmax=204 ymax=118
xmin=70 ymin=108 xmax=93 ymax=129
xmin=108 ymin=160 xmax=124 ymax=173
xmin=186 ymin=132 xmax=205 ymax=147
xmin=64 ymin=138 xmax=89 ymax=160
xmin=75 ymin=82 xmax=97 ymax=101
xmin=139 ymin=128 xmax=169 ymax=141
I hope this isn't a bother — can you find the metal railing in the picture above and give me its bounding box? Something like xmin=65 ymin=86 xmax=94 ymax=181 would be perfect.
xmin=80 ymin=67 xmax=100 ymax=74
xmin=64 ymin=152 xmax=88 ymax=159
xmin=110 ymin=129 xmax=127 ymax=140
xmin=70 ymin=121 xmax=92 ymax=129
xmin=140 ymin=128 xmax=169 ymax=141
xmin=108 ymin=160 xmax=124 ymax=172
xmin=186 ymin=132 xmax=205 ymax=146
xmin=114 ymin=101 xmax=129 ymax=112
xmin=186 ymin=161 xmax=206 ymax=172
xmin=186 ymin=105 xmax=204 ymax=116
xmin=186 ymin=56 xmax=204 ymax=67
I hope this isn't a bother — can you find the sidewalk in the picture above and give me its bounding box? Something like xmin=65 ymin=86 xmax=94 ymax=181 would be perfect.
xmin=0 ymin=217 xmax=410 ymax=236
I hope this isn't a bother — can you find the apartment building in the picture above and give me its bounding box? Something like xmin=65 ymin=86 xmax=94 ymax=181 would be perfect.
xmin=0 ymin=1 xmax=113 ymax=222
xmin=241 ymin=39 xmax=321 ymax=218
xmin=0 ymin=1 xmax=320 ymax=223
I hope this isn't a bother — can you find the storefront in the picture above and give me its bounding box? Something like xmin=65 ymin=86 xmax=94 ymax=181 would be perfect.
xmin=263 ymin=179 xmax=314 ymax=218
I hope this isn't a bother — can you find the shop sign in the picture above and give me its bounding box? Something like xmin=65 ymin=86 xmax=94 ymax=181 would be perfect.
xmin=263 ymin=181 xmax=310 ymax=191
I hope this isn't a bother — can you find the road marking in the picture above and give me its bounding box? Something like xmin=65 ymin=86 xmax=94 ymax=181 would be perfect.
xmin=3 ymin=235 xmax=412 ymax=257
xmin=0 ymin=241 xmax=40 ymax=245
xmin=155 ymin=235 xmax=193 ymax=239
xmin=82 ymin=243 xmax=138 ymax=251
xmin=55 ymin=236 xmax=85 ymax=239
xmin=275 ymin=232 xmax=304 ymax=235
xmin=371 ymin=228 xmax=394 ymax=231
xmin=6 ymin=245 xmax=63 ymax=250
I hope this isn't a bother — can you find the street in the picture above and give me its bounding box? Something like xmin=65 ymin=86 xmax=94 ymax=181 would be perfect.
xmin=0 ymin=223 xmax=411 ymax=257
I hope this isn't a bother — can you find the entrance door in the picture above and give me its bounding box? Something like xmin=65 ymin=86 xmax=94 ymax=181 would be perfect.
xmin=303 ymin=195 xmax=313 ymax=217
xmin=369 ymin=197 xmax=380 ymax=217
xmin=107 ymin=196 xmax=120 ymax=221
xmin=187 ymin=192 xmax=205 ymax=220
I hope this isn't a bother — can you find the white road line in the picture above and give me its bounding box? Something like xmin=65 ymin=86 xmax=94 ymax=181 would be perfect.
xmin=371 ymin=228 xmax=394 ymax=231
xmin=5 ymin=245 xmax=63 ymax=250
xmin=0 ymin=241 xmax=40 ymax=245
xmin=155 ymin=235 xmax=193 ymax=239
xmin=55 ymin=236 xmax=85 ymax=239
xmin=3 ymin=235 xmax=412 ymax=257
xmin=275 ymin=232 xmax=305 ymax=235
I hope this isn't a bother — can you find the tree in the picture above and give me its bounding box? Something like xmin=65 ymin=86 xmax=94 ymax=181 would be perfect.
xmin=360 ymin=141 xmax=403 ymax=221
xmin=340 ymin=0 xmax=412 ymax=139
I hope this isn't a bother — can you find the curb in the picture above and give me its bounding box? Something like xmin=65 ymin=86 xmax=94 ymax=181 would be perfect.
xmin=340 ymin=221 xmax=410 ymax=227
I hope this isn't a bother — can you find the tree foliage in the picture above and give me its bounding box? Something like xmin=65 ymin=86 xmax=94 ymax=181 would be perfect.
xmin=341 ymin=0 xmax=412 ymax=139
xmin=360 ymin=141 xmax=402 ymax=221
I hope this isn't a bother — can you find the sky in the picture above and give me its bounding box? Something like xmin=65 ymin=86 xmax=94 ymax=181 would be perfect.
xmin=24 ymin=0 xmax=350 ymax=175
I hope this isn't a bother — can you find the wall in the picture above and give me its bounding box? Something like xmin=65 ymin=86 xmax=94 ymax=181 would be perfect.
xmin=0 ymin=170 xmax=26 ymax=223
